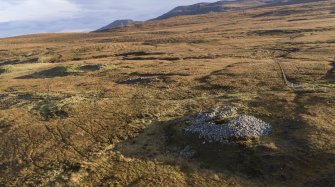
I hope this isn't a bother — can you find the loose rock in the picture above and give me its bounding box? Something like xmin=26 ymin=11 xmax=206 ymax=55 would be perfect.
xmin=179 ymin=146 xmax=196 ymax=159
xmin=184 ymin=106 xmax=272 ymax=143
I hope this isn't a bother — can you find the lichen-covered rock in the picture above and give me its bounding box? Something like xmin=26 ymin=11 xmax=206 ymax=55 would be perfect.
xmin=184 ymin=107 xmax=271 ymax=143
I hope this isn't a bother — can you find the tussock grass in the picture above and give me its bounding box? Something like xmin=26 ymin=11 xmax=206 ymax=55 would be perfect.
xmin=0 ymin=0 xmax=335 ymax=186
xmin=0 ymin=64 xmax=33 ymax=74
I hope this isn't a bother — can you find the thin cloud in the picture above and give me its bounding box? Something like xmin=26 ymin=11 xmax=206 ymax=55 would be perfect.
xmin=0 ymin=0 xmax=219 ymax=38
xmin=0 ymin=0 xmax=80 ymax=22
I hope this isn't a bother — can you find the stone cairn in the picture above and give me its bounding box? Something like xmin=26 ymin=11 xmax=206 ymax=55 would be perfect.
xmin=184 ymin=106 xmax=272 ymax=143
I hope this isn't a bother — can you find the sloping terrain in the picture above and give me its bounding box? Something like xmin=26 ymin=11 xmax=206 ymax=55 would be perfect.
xmin=152 ymin=0 xmax=323 ymax=20
xmin=154 ymin=1 xmax=226 ymax=20
xmin=96 ymin=20 xmax=137 ymax=32
xmin=0 ymin=0 xmax=335 ymax=186
xmin=153 ymin=0 xmax=271 ymax=20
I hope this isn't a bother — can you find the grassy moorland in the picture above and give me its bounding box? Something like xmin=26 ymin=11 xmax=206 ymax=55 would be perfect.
xmin=0 ymin=0 xmax=334 ymax=186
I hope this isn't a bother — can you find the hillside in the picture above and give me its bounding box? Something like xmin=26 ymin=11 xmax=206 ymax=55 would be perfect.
xmin=154 ymin=1 xmax=226 ymax=20
xmin=152 ymin=0 xmax=322 ymax=20
xmin=96 ymin=19 xmax=136 ymax=32
xmin=0 ymin=0 xmax=335 ymax=186
xmin=95 ymin=0 xmax=323 ymax=32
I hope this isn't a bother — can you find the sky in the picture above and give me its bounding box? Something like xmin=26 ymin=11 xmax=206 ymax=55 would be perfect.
xmin=0 ymin=0 xmax=218 ymax=38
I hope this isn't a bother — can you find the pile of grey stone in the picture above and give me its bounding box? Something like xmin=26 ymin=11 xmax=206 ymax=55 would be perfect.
xmin=184 ymin=106 xmax=272 ymax=143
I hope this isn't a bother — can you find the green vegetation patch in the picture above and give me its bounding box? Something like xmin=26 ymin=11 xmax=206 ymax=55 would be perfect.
xmin=249 ymin=29 xmax=304 ymax=36
xmin=38 ymin=55 xmax=61 ymax=63
xmin=0 ymin=65 xmax=34 ymax=75
xmin=18 ymin=64 xmax=116 ymax=79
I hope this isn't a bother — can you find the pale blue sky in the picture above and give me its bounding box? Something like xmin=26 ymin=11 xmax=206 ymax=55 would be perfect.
xmin=0 ymin=0 xmax=218 ymax=38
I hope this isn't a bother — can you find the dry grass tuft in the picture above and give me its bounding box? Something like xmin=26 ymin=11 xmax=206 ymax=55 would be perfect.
xmin=0 ymin=0 xmax=335 ymax=186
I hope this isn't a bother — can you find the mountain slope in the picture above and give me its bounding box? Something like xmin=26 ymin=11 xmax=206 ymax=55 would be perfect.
xmin=152 ymin=0 xmax=273 ymax=20
xmin=154 ymin=1 xmax=226 ymax=20
xmin=153 ymin=0 xmax=325 ymax=20
xmin=96 ymin=19 xmax=136 ymax=32
xmin=95 ymin=0 xmax=324 ymax=31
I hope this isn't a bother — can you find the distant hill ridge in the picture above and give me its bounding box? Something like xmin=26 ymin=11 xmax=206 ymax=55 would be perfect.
xmin=95 ymin=19 xmax=136 ymax=32
xmin=153 ymin=1 xmax=226 ymax=20
xmin=95 ymin=0 xmax=324 ymax=32
xmin=154 ymin=0 xmax=324 ymax=20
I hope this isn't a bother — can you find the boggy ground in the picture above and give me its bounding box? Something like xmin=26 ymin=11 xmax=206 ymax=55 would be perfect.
xmin=0 ymin=0 xmax=335 ymax=186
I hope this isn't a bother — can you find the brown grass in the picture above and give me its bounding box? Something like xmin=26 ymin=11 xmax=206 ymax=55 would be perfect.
xmin=0 ymin=0 xmax=335 ymax=186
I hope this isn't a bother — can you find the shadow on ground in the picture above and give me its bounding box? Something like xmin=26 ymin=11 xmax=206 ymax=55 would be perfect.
xmin=17 ymin=65 xmax=104 ymax=79
xmin=114 ymin=96 xmax=335 ymax=186
xmin=325 ymin=61 xmax=335 ymax=83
